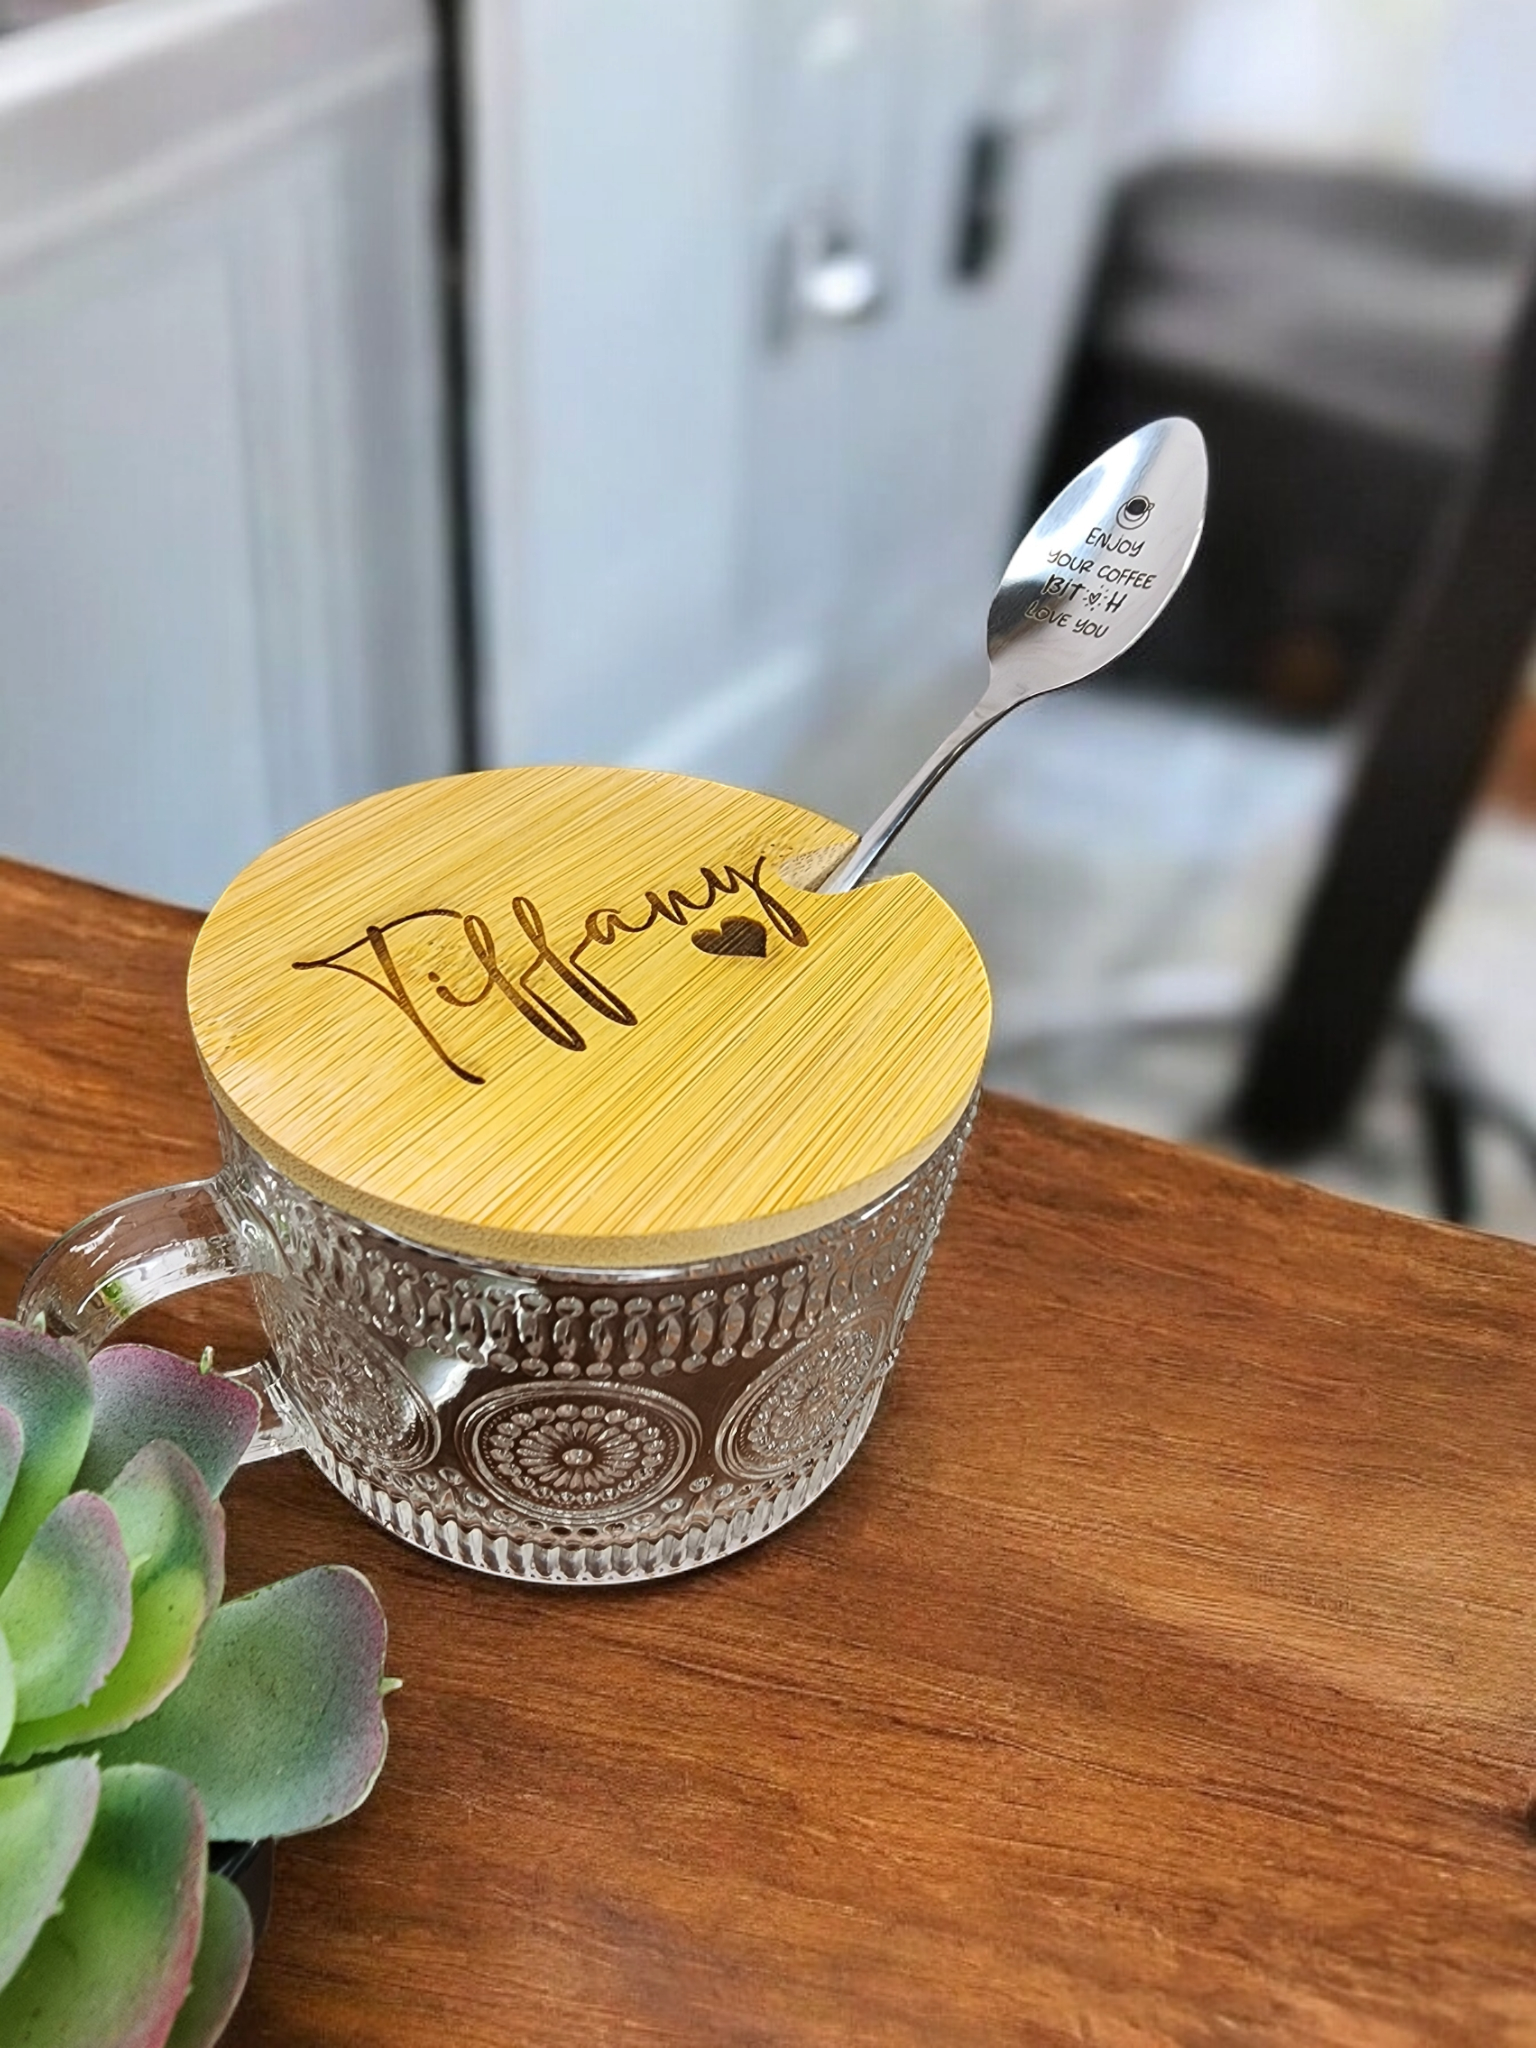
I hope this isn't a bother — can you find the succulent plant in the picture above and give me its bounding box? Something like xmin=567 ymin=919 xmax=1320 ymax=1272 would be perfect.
xmin=0 ymin=1319 xmax=394 ymax=2046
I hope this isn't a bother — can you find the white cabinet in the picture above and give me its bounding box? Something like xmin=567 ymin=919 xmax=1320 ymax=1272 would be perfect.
xmin=0 ymin=0 xmax=456 ymax=907
xmin=467 ymin=0 xmax=1150 ymax=801
xmin=0 ymin=0 xmax=1160 ymax=906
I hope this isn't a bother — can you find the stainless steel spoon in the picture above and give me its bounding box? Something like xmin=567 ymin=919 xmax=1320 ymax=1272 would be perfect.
xmin=817 ymin=416 xmax=1209 ymax=892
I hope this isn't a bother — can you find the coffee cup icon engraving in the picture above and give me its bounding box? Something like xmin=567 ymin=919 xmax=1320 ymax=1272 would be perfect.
xmin=1116 ymin=494 xmax=1153 ymax=529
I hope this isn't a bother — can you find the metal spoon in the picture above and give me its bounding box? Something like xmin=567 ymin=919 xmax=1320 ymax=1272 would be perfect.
xmin=817 ymin=416 xmax=1209 ymax=892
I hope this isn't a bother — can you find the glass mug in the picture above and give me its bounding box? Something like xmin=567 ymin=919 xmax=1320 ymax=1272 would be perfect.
xmin=18 ymin=765 xmax=990 ymax=1585
xmin=18 ymin=1099 xmax=975 ymax=1587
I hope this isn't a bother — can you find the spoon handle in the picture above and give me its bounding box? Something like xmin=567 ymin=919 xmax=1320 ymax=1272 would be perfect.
xmin=816 ymin=701 xmax=995 ymax=894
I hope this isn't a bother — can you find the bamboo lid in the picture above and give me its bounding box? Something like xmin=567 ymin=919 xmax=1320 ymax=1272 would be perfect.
xmin=188 ymin=766 xmax=991 ymax=1268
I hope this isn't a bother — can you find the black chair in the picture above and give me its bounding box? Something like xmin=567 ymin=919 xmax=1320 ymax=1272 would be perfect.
xmin=1033 ymin=158 xmax=1536 ymax=1222
xmin=1226 ymin=219 xmax=1536 ymax=1214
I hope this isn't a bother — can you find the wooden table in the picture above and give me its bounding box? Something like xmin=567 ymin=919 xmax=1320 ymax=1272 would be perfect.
xmin=6 ymin=855 xmax=1536 ymax=2046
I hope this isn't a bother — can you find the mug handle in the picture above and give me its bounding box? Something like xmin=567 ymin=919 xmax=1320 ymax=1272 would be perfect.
xmin=16 ymin=1173 xmax=301 ymax=1463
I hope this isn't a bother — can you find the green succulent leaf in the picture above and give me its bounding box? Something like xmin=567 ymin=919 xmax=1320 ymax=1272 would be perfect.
xmin=76 ymin=1346 xmax=259 ymax=1501
xmin=164 ymin=1872 xmax=252 ymax=2048
xmin=0 ymin=1493 xmax=132 ymax=1721
xmin=0 ymin=1762 xmax=205 ymax=2048
xmin=0 ymin=1327 xmax=93 ymax=1592
xmin=4 ymin=1443 xmax=223 ymax=1765
xmin=0 ymin=1404 xmax=23 ymax=1528
xmin=0 ymin=1625 xmax=14 ymax=1755
xmin=98 ymin=1565 xmax=391 ymax=1840
xmin=0 ymin=1756 xmax=101 ymax=1993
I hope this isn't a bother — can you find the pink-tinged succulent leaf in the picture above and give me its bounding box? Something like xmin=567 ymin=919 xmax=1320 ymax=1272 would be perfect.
xmin=0 ymin=1757 xmax=101 ymax=1992
xmin=163 ymin=1872 xmax=252 ymax=2048
xmin=98 ymin=1565 xmax=391 ymax=1841
xmin=77 ymin=1347 xmax=259 ymax=1501
xmin=0 ymin=1493 xmax=132 ymax=1720
xmin=0 ymin=1326 xmax=93 ymax=1592
xmin=0 ymin=1762 xmax=206 ymax=2048
xmin=3 ymin=1444 xmax=223 ymax=1766
xmin=0 ymin=1405 xmax=23 ymax=1527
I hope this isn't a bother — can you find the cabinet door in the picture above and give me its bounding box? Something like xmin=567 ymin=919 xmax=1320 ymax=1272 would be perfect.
xmin=470 ymin=0 xmax=750 ymax=771
xmin=829 ymin=0 xmax=1144 ymax=707
xmin=733 ymin=0 xmax=1143 ymax=788
xmin=0 ymin=0 xmax=455 ymax=907
xmin=471 ymin=0 xmax=901 ymax=790
xmin=723 ymin=0 xmax=894 ymax=780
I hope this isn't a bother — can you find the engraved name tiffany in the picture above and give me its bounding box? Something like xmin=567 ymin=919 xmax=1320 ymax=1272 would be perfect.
xmin=292 ymin=853 xmax=810 ymax=1084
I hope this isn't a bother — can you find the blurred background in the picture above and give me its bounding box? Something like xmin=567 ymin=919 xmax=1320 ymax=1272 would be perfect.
xmin=6 ymin=0 xmax=1536 ymax=1235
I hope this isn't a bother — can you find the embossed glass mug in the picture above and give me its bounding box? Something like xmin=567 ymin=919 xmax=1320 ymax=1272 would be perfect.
xmin=20 ymin=767 xmax=990 ymax=1584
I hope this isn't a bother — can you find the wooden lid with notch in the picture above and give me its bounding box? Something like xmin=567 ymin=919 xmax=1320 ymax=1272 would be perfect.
xmin=188 ymin=766 xmax=991 ymax=1268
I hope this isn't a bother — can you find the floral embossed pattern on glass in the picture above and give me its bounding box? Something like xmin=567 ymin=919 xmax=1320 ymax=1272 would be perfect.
xmin=228 ymin=1102 xmax=973 ymax=1583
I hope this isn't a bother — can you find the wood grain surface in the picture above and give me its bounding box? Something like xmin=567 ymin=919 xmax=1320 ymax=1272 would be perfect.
xmin=187 ymin=767 xmax=989 ymax=1265
xmin=6 ymin=855 xmax=1536 ymax=2046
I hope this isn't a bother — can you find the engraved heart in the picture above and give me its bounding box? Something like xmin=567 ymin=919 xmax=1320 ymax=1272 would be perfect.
xmin=692 ymin=916 xmax=768 ymax=959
